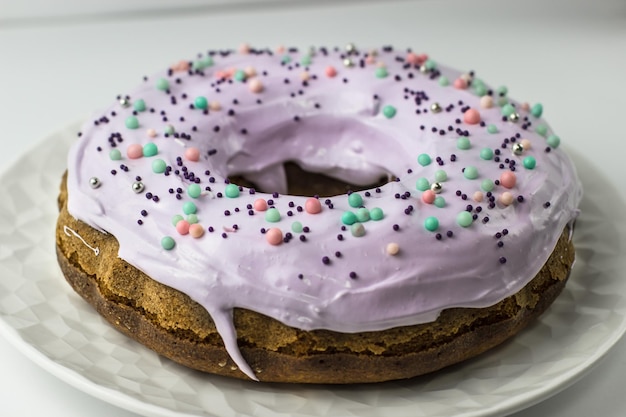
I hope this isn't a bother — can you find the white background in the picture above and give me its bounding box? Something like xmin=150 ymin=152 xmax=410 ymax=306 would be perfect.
xmin=1 ymin=0 xmax=625 ymax=415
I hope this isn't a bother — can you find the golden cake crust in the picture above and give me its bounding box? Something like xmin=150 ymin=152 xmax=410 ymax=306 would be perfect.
xmin=56 ymin=173 xmax=575 ymax=384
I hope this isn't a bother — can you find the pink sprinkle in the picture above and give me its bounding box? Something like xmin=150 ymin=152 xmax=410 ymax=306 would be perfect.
xmin=253 ymin=198 xmax=268 ymax=211
xmin=189 ymin=223 xmax=205 ymax=238
xmin=463 ymin=108 xmax=481 ymax=125
xmin=147 ymin=128 xmax=157 ymax=138
xmin=209 ymin=101 xmax=222 ymax=111
xmin=500 ymin=191 xmax=514 ymax=206
xmin=500 ymin=171 xmax=517 ymax=189
xmin=453 ymin=78 xmax=467 ymax=89
xmin=365 ymin=55 xmax=377 ymax=65
xmin=417 ymin=53 xmax=428 ymax=63
xmin=300 ymin=71 xmax=310 ymax=81
xmin=244 ymin=66 xmax=256 ymax=77
xmin=520 ymin=138 xmax=532 ymax=150
xmin=215 ymin=70 xmax=228 ymax=80
xmin=266 ymin=228 xmax=283 ymax=245
xmin=521 ymin=102 xmax=531 ymax=111
xmin=275 ymin=45 xmax=285 ymax=54
xmin=239 ymin=43 xmax=250 ymax=54
xmin=176 ymin=220 xmax=190 ymax=235
xmin=325 ymin=66 xmax=337 ymax=78
xmin=480 ymin=96 xmax=494 ymax=109
xmin=171 ymin=60 xmax=190 ymax=72
xmin=184 ymin=147 xmax=200 ymax=162
xmin=305 ymin=198 xmax=322 ymax=214
xmin=421 ymin=190 xmax=436 ymax=204
xmin=248 ymin=78 xmax=264 ymax=93
xmin=406 ymin=52 xmax=420 ymax=65
xmin=127 ymin=144 xmax=143 ymax=159
xmin=473 ymin=191 xmax=484 ymax=202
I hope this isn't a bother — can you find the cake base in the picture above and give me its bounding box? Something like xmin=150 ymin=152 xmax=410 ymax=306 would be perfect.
xmin=56 ymin=175 xmax=575 ymax=384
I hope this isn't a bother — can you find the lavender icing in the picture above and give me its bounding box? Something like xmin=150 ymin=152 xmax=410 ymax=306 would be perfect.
xmin=66 ymin=45 xmax=582 ymax=380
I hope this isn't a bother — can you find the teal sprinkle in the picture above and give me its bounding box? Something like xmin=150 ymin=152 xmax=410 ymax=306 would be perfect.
xmin=351 ymin=222 xmax=366 ymax=237
xmin=424 ymin=59 xmax=437 ymax=70
xmin=536 ymin=125 xmax=548 ymax=137
xmin=457 ymin=137 xmax=471 ymax=150
xmin=152 ymin=159 xmax=166 ymax=174
xmin=531 ymin=103 xmax=543 ymax=118
xmin=496 ymin=86 xmax=509 ymax=96
xmin=194 ymin=96 xmax=208 ymax=110
xmin=125 ymin=116 xmax=139 ymax=129
xmin=497 ymin=96 xmax=509 ymax=107
xmin=417 ymin=153 xmax=432 ymax=166
xmin=182 ymin=201 xmax=197 ymax=215
xmin=187 ymin=184 xmax=202 ymax=199
xmin=133 ymin=99 xmax=146 ymax=112
xmin=382 ymin=105 xmax=397 ymax=119
xmin=341 ymin=211 xmax=357 ymax=225
xmin=233 ymin=70 xmax=247 ymax=82
xmin=547 ymin=135 xmax=561 ymax=148
xmin=348 ymin=193 xmax=363 ymax=208
xmin=375 ymin=67 xmax=388 ymax=78
xmin=300 ymin=55 xmax=312 ymax=66
xmin=143 ymin=142 xmax=158 ymax=157
xmin=501 ymin=103 xmax=516 ymax=117
xmin=161 ymin=236 xmax=175 ymax=250
xmin=464 ymin=166 xmax=479 ymax=180
xmin=156 ymin=78 xmax=169 ymax=91
xmin=434 ymin=170 xmax=447 ymax=182
xmin=424 ymin=216 xmax=439 ymax=232
xmin=164 ymin=125 xmax=175 ymax=135
xmin=416 ymin=177 xmax=430 ymax=191
xmin=281 ymin=55 xmax=292 ymax=64
xmin=434 ymin=196 xmax=446 ymax=208
xmin=109 ymin=149 xmax=122 ymax=161
xmin=480 ymin=148 xmax=494 ymax=160
xmin=171 ymin=214 xmax=184 ymax=226
xmin=224 ymin=183 xmax=240 ymax=198
xmin=481 ymin=179 xmax=494 ymax=192
xmin=456 ymin=211 xmax=473 ymax=227
xmin=265 ymin=208 xmax=281 ymax=223
xmin=186 ymin=214 xmax=199 ymax=224
xmin=356 ymin=207 xmax=370 ymax=222
xmin=438 ymin=76 xmax=449 ymax=87
xmin=370 ymin=207 xmax=384 ymax=221
xmin=291 ymin=221 xmax=303 ymax=233
xmin=523 ymin=156 xmax=537 ymax=169
xmin=487 ymin=124 xmax=498 ymax=134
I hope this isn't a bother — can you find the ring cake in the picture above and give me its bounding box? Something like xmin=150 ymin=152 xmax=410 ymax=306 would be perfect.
xmin=56 ymin=44 xmax=582 ymax=383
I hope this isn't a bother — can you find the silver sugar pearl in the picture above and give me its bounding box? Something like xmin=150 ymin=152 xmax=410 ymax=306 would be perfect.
xmin=512 ymin=143 xmax=524 ymax=155
xmin=430 ymin=182 xmax=443 ymax=194
xmin=508 ymin=112 xmax=520 ymax=123
xmin=419 ymin=64 xmax=429 ymax=73
xmin=132 ymin=181 xmax=145 ymax=193
xmin=345 ymin=43 xmax=356 ymax=54
xmin=89 ymin=177 xmax=101 ymax=189
xmin=343 ymin=58 xmax=354 ymax=67
xmin=430 ymin=102 xmax=442 ymax=113
xmin=119 ymin=97 xmax=131 ymax=108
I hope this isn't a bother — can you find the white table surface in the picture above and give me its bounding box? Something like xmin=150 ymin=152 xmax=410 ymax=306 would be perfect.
xmin=1 ymin=0 xmax=625 ymax=415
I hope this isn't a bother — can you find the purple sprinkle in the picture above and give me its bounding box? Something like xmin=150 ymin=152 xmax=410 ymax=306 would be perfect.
xmin=335 ymin=251 xmax=342 ymax=258
xmin=497 ymin=241 xmax=504 ymax=247
xmin=322 ymin=256 xmax=330 ymax=265
xmin=337 ymin=234 xmax=344 ymax=241
xmin=222 ymin=233 xmax=228 ymax=239
xmin=499 ymin=257 xmax=507 ymax=264
xmin=302 ymin=226 xmax=310 ymax=233
xmin=393 ymin=224 xmax=400 ymax=231
xmin=446 ymin=230 xmax=453 ymax=238
xmin=349 ymin=271 xmax=357 ymax=279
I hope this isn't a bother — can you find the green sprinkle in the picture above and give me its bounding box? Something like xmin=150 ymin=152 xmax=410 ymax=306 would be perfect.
xmin=291 ymin=221 xmax=303 ymax=233
xmin=301 ymin=55 xmax=312 ymax=66
xmin=487 ymin=124 xmax=498 ymax=134
xmin=233 ymin=70 xmax=247 ymax=82
xmin=523 ymin=156 xmax=537 ymax=169
xmin=438 ymin=76 xmax=449 ymax=87
xmin=382 ymin=105 xmax=397 ymax=119
xmin=187 ymin=184 xmax=202 ymax=199
xmin=265 ymin=208 xmax=281 ymax=223
xmin=186 ymin=214 xmax=199 ymax=224
xmin=434 ymin=170 xmax=447 ymax=182
xmin=143 ymin=143 xmax=158 ymax=157
xmin=547 ymin=134 xmax=560 ymax=148
xmin=501 ymin=103 xmax=516 ymax=117
xmin=417 ymin=153 xmax=432 ymax=166
xmin=281 ymin=55 xmax=292 ymax=64
xmin=456 ymin=211 xmax=473 ymax=227
xmin=193 ymin=56 xmax=214 ymax=70
xmin=348 ymin=193 xmax=363 ymax=208
xmin=424 ymin=216 xmax=439 ymax=232
xmin=182 ymin=201 xmax=197 ymax=215
xmin=152 ymin=159 xmax=167 ymax=174
xmin=531 ymin=103 xmax=543 ymax=118
xmin=375 ymin=67 xmax=388 ymax=78
xmin=481 ymin=179 xmax=495 ymax=192
xmin=171 ymin=214 xmax=184 ymax=226
xmin=161 ymin=236 xmax=175 ymax=250
xmin=496 ymin=86 xmax=508 ymax=96
xmin=464 ymin=166 xmax=479 ymax=180
xmin=224 ymin=183 xmax=240 ymax=198
xmin=164 ymin=125 xmax=175 ymax=135
xmin=473 ymin=84 xmax=488 ymax=97
xmin=536 ymin=125 xmax=548 ymax=137
xmin=457 ymin=137 xmax=471 ymax=150
xmin=416 ymin=177 xmax=430 ymax=191
xmin=133 ymin=99 xmax=146 ymax=112
xmin=109 ymin=149 xmax=122 ymax=160
xmin=356 ymin=207 xmax=370 ymax=222
xmin=125 ymin=116 xmax=139 ymax=129
xmin=341 ymin=211 xmax=357 ymax=225
xmin=351 ymin=222 xmax=366 ymax=237
xmin=370 ymin=207 xmax=384 ymax=221
xmin=497 ymin=96 xmax=509 ymax=107
xmin=424 ymin=59 xmax=437 ymax=70
xmin=434 ymin=196 xmax=446 ymax=208
xmin=156 ymin=78 xmax=169 ymax=91
xmin=194 ymin=96 xmax=208 ymax=110
xmin=480 ymin=148 xmax=494 ymax=160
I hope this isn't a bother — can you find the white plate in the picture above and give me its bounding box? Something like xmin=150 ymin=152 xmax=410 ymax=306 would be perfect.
xmin=0 ymin=122 xmax=625 ymax=417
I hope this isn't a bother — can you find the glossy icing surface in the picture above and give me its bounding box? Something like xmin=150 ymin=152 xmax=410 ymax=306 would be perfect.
xmin=66 ymin=45 xmax=582 ymax=379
